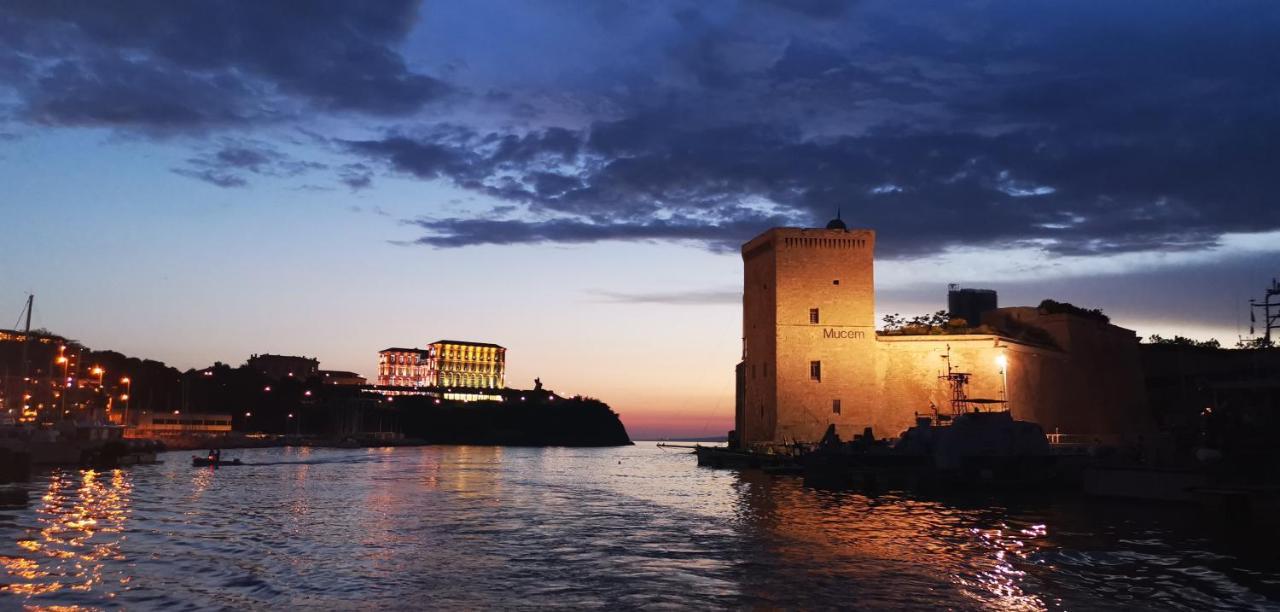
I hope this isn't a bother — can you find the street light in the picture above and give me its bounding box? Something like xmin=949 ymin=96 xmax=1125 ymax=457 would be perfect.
xmin=994 ymin=354 xmax=1010 ymax=412
xmin=120 ymin=377 xmax=132 ymax=426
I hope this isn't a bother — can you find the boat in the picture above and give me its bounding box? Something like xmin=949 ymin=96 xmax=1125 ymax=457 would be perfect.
xmin=693 ymin=444 xmax=803 ymax=470
xmin=802 ymin=348 xmax=1056 ymax=492
xmin=192 ymin=456 xmax=242 ymax=467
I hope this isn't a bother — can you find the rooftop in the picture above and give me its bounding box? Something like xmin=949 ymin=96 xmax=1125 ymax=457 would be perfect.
xmin=430 ymin=340 xmax=505 ymax=349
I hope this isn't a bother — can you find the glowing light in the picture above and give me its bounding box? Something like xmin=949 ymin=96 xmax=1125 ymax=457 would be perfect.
xmin=995 ymin=355 xmax=1008 ymax=369
xmin=245 ymin=412 xmax=252 ymax=417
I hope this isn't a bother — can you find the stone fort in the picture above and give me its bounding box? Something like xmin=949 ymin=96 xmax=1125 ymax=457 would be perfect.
xmin=735 ymin=219 xmax=1149 ymax=447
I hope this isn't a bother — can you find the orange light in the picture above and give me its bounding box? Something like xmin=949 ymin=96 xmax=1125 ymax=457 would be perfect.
xmin=121 ymin=377 xmax=130 ymax=384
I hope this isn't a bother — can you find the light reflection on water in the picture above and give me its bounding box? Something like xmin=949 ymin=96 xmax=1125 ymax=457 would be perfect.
xmin=0 ymin=443 xmax=1276 ymax=609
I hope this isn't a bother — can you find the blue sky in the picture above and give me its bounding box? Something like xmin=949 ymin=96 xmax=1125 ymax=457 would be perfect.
xmin=2 ymin=1 xmax=1278 ymax=437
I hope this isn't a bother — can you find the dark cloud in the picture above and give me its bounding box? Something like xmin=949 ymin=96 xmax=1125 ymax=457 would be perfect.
xmin=172 ymin=140 xmax=324 ymax=188
xmin=1 ymin=0 xmax=444 ymax=130
xmin=338 ymin=2 xmax=1280 ymax=258
xmin=338 ymin=164 xmax=374 ymax=191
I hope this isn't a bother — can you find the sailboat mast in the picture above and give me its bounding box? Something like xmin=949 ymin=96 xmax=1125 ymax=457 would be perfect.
xmin=19 ymin=294 xmax=32 ymax=382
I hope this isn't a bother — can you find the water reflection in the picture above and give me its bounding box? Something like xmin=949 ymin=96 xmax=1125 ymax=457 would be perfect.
xmin=0 ymin=444 xmax=1276 ymax=609
xmin=2 ymin=468 xmax=131 ymax=600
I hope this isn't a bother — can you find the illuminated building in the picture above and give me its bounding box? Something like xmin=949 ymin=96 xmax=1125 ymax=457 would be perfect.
xmin=130 ymin=412 xmax=233 ymax=436
xmin=377 ymin=348 xmax=432 ymax=387
xmin=376 ymin=340 xmax=506 ymax=401
xmin=247 ymin=353 xmax=319 ymax=380
xmin=737 ymin=218 xmax=1148 ymax=448
xmin=429 ymin=340 xmax=505 ymax=390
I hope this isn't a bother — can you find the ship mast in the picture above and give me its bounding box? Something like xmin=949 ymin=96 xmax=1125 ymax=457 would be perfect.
xmin=938 ymin=345 xmax=973 ymax=415
xmin=19 ymin=294 xmax=32 ymax=384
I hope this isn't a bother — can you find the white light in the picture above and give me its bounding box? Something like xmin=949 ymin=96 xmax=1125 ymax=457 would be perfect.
xmin=995 ymin=354 xmax=1008 ymax=369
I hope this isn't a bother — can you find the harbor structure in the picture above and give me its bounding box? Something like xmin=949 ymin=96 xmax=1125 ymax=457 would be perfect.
xmin=737 ymin=219 xmax=1149 ymax=448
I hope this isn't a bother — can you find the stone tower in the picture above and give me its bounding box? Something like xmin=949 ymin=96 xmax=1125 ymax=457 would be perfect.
xmin=738 ymin=219 xmax=877 ymax=446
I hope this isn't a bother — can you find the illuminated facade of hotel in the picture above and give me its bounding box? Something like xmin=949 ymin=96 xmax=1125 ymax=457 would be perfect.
xmin=737 ymin=219 xmax=1148 ymax=448
xmin=430 ymin=340 xmax=505 ymax=389
xmin=377 ymin=348 xmax=432 ymax=387
xmin=377 ymin=341 xmax=506 ymax=400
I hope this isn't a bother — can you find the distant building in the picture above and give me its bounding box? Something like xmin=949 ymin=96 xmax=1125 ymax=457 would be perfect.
xmin=947 ymin=285 xmax=998 ymax=328
xmin=377 ymin=348 xmax=432 ymax=387
xmin=319 ymin=370 xmax=367 ymax=386
xmin=737 ymin=220 xmax=1149 ymax=448
xmin=131 ymin=412 xmax=232 ymax=437
xmin=376 ymin=341 xmax=506 ymax=400
xmin=430 ymin=340 xmax=506 ymax=390
xmin=247 ymin=354 xmax=319 ymax=380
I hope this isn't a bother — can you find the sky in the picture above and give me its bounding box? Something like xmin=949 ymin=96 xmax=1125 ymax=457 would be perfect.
xmin=1 ymin=1 xmax=1278 ymax=438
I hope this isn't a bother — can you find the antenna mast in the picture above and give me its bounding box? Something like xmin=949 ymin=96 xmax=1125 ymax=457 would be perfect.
xmin=1248 ymin=278 xmax=1280 ymax=348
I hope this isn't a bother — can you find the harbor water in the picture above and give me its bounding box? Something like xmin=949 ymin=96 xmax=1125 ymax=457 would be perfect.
xmin=1 ymin=443 xmax=1277 ymax=610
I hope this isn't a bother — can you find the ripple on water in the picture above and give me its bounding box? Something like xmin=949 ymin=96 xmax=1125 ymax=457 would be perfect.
xmin=1 ymin=444 xmax=1278 ymax=609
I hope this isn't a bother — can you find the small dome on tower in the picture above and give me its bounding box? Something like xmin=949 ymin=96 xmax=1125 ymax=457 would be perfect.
xmin=825 ymin=213 xmax=847 ymax=230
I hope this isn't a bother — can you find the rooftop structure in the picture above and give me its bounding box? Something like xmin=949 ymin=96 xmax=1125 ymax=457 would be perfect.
xmin=247 ymin=354 xmax=319 ymax=381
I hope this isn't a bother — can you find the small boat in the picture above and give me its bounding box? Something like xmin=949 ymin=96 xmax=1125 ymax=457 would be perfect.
xmin=192 ymin=456 xmax=242 ymax=467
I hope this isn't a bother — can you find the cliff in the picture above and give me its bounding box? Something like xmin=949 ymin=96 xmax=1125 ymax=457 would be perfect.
xmin=395 ymin=394 xmax=633 ymax=447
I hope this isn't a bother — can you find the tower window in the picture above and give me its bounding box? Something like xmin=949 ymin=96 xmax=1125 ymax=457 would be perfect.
xmin=833 ymin=399 xmax=841 ymax=415
xmin=833 ymin=280 xmax=840 ymax=285
xmin=809 ymin=308 xmax=819 ymax=324
xmin=810 ymin=360 xmax=821 ymax=381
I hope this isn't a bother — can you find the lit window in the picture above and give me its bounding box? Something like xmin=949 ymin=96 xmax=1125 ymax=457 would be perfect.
xmin=832 ymin=399 xmax=841 ymax=415
xmin=810 ymin=361 xmax=821 ymax=381
xmin=809 ymin=308 xmax=819 ymax=324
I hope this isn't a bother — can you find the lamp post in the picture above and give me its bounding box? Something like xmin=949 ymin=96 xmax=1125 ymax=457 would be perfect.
xmin=995 ymin=354 xmax=1010 ymax=412
xmin=121 ymin=377 xmax=132 ymax=426
xmin=56 ymin=354 xmax=69 ymax=419
xmin=90 ymin=366 xmax=105 ymax=421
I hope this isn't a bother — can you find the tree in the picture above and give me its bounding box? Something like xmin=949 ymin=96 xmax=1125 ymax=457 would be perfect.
xmin=1146 ymin=334 xmax=1222 ymax=349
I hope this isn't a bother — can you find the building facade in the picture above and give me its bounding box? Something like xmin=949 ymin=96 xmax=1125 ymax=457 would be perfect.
xmin=377 ymin=341 xmax=506 ymax=392
xmin=377 ymin=348 xmax=433 ymax=387
xmin=430 ymin=340 xmax=505 ymax=389
xmin=737 ymin=221 xmax=1149 ymax=447
xmin=947 ymin=285 xmax=998 ymax=328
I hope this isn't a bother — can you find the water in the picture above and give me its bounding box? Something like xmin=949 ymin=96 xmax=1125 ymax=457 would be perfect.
xmin=1 ymin=443 xmax=1277 ymax=610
